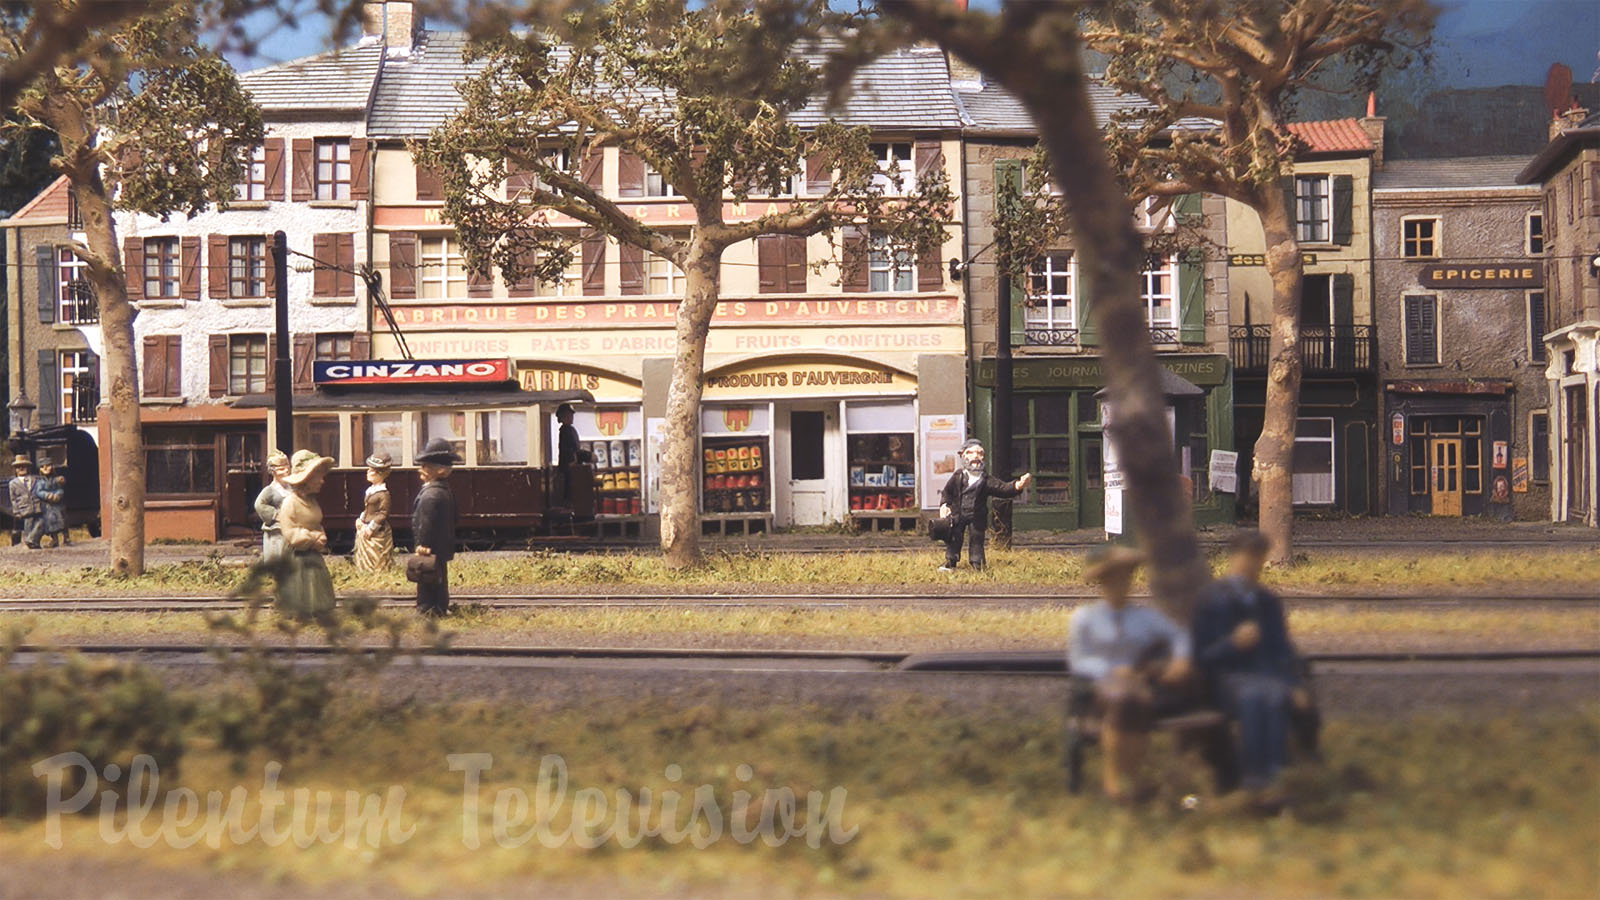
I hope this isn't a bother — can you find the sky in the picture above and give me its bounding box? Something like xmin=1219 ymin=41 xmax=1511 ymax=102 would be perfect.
xmin=225 ymin=0 xmax=1600 ymax=90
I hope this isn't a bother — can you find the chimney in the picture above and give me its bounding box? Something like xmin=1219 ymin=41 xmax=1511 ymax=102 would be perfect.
xmin=1359 ymin=91 xmax=1386 ymax=169
xmin=362 ymin=1 xmax=418 ymax=56
xmin=947 ymin=50 xmax=983 ymax=92
xmin=1551 ymin=104 xmax=1591 ymax=139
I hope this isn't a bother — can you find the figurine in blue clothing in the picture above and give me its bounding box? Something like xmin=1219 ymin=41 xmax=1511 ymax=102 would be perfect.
xmin=1192 ymin=530 xmax=1316 ymax=793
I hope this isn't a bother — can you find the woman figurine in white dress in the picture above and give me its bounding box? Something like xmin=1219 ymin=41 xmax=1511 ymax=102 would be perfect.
xmin=253 ymin=449 xmax=291 ymax=564
xmin=353 ymin=452 xmax=395 ymax=572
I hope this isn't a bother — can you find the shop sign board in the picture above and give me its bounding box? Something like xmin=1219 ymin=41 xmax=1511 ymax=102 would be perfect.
xmin=517 ymin=366 xmax=641 ymax=403
xmin=977 ymin=355 xmax=1228 ymax=388
xmin=702 ymin=362 xmax=916 ymax=400
xmin=384 ymin=297 xmax=961 ymax=330
xmin=1419 ymin=264 xmax=1542 ymax=288
xmin=312 ymin=358 xmax=509 ymax=386
xmin=919 ymin=414 xmax=965 ymax=510
xmin=378 ymin=326 xmax=964 ymax=363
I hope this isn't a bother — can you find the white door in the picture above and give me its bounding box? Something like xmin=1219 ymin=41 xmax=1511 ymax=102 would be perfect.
xmin=785 ymin=405 xmax=838 ymax=525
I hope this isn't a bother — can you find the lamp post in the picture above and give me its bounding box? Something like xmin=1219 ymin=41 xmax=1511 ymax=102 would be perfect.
xmin=8 ymin=393 xmax=36 ymax=438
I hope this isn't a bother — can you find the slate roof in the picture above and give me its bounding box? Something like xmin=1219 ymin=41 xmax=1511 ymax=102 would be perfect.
xmin=367 ymin=32 xmax=966 ymax=139
xmin=1374 ymin=156 xmax=1538 ymax=191
xmin=955 ymin=79 xmax=1214 ymax=135
xmin=237 ymin=38 xmax=384 ymax=113
xmin=1285 ymin=118 xmax=1373 ymax=155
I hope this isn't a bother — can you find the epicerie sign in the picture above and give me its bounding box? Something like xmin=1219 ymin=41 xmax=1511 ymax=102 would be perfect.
xmin=313 ymin=359 xmax=511 ymax=386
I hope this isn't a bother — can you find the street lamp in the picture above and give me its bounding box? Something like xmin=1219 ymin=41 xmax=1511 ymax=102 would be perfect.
xmin=8 ymin=394 xmax=36 ymax=436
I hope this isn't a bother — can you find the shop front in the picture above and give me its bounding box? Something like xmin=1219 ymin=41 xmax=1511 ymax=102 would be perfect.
xmin=971 ymin=354 xmax=1236 ymax=531
xmin=1383 ymin=381 xmax=1514 ymax=519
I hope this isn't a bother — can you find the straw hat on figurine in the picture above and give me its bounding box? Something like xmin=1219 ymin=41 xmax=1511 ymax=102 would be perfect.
xmin=281 ymin=449 xmax=334 ymax=487
xmin=11 ymin=454 xmax=31 ymax=471
xmin=365 ymin=451 xmax=393 ymax=471
xmin=1082 ymin=545 xmax=1147 ymax=584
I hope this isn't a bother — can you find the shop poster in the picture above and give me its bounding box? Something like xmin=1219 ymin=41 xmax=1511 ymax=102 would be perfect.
xmin=1209 ymin=449 xmax=1239 ymax=494
xmin=645 ymin=417 xmax=667 ymax=514
xmin=920 ymin=414 xmax=966 ymax=509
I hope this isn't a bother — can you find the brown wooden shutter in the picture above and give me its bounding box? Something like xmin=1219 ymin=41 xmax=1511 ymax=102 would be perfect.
xmin=580 ymin=151 xmax=603 ymax=190
xmin=312 ymin=233 xmax=334 ymax=296
xmin=265 ymin=332 xmax=277 ymax=392
xmin=349 ymin=138 xmax=370 ymax=201
xmin=208 ymin=234 xmax=228 ymax=298
xmin=351 ymin=332 xmax=371 ymax=360
xmin=123 ymin=237 xmax=144 ymax=301
xmin=142 ymin=335 xmax=163 ymax=397
xmin=388 ymin=232 xmax=417 ymax=298
xmin=805 ymin=155 xmax=831 ymax=195
xmin=163 ymin=335 xmax=181 ymax=397
xmin=617 ymin=151 xmax=644 ymax=197
xmin=784 ymin=235 xmax=807 ymax=293
xmin=263 ymin=138 xmax=285 ymax=201
xmin=415 ymin=164 xmax=442 ymax=202
xmin=913 ymin=139 xmax=944 ymax=190
xmin=467 ymin=262 xmax=494 ymax=297
xmin=264 ymin=237 xmax=278 ymax=300
xmin=582 ymin=232 xmax=605 ymax=296
xmin=1587 ymin=160 xmax=1600 ymax=217
xmin=292 ymin=333 xmax=315 ymax=393
xmin=209 ymin=334 xmax=228 ymax=396
xmin=841 ymin=227 xmax=868 ymax=293
xmin=757 ymin=236 xmax=781 ymax=294
xmin=180 ymin=236 xmax=201 ymax=300
xmin=917 ymin=234 xmax=944 ymax=292
xmin=336 ymin=233 xmax=355 ymax=295
xmin=618 ymin=242 xmax=644 ymax=295
xmin=507 ymin=247 xmax=538 ymax=298
xmin=290 ymin=138 xmax=314 ymax=201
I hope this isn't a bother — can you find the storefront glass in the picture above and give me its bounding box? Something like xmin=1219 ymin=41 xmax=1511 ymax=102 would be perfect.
xmin=701 ymin=404 xmax=772 ymax=515
xmin=845 ymin=400 xmax=917 ymax=514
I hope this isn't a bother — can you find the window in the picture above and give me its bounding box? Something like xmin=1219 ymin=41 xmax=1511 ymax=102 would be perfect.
xmin=1530 ymin=411 xmax=1550 ymax=483
xmin=1291 ymin=417 xmax=1335 ymax=505
xmin=1526 ymin=212 xmax=1544 ymax=255
xmin=1025 ymin=252 xmax=1075 ymax=335
xmin=645 ymin=254 xmax=684 ymax=295
xmin=1009 ymin=395 xmax=1072 ymax=505
xmin=146 ymin=428 xmax=215 ymax=495
xmin=644 ymin=165 xmax=673 ymax=198
xmin=1402 ymin=217 xmax=1439 ymax=259
xmin=292 ymin=415 xmax=340 ymax=462
xmin=1406 ymin=416 xmax=1484 ymax=497
xmin=235 ymin=145 xmax=267 ymax=201
xmin=59 ymin=350 xmax=98 ymax=424
xmin=1137 ymin=196 xmax=1174 ymax=232
xmin=868 ymin=234 xmax=913 ymax=292
xmin=353 ymin=412 xmax=404 ymax=466
xmin=228 ymin=334 xmax=268 ymax=395
xmin=1528 ymin=290 xmax=1547 ymax=363
xmin=535 ymin=255 xmax=582 ymax=296
xmin=870 ymin=141 xmax=913 ymax=195
xmin=315 ymin=332 xmax=355 ymax=361
xmin=143 ymin=237 xmax=180 ymax=299
xmin=1295 ymin=175 xmax=1331 ymax=243
xmin=1403 ymin=294 xmax=1439 ymax=366
xmin=228 ymin=236 xmax=267 ymax=298
xmin=57 ymin=248 xmax=97 ymax=324
xmin=475 ymin=411 xmax=528 ymax=465
xmin=419 ymin=236 xmax=468 ymax=298
xmin=1141 ymin=255 xmax=1178 ymax=330
xmin=314 ymin=138 xmax=351 ymax=201
xmin=508 ymin=148 xmax=572 ymax=196
xmin=420 ymin=411 xmax=468 ymax=465
xmin=66 ymin=191 xmax=82 ymax=229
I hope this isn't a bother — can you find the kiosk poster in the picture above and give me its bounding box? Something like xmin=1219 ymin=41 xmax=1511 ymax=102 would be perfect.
xmin=645 ymin=417 xmax=667 ymax=513
xmin=920 ymin=414 xmax=966 ymax=509
xmin=1209 ymin=449 xmax=1239 ymax=494
xmin=1511 ymin=456 xmax=1529 ymax=493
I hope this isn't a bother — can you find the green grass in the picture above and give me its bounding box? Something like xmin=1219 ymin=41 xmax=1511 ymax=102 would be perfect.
xmin=0 ymin=545 xmax=1596 ymax=596
xmin=4 ymin=696 xmax=1596 ymax=898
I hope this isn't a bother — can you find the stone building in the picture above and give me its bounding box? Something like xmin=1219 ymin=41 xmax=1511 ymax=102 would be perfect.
xmin=1518 ymin=109 xmax=1600 ymax=527
xmin=1226 ymin=116 xmax=1383 ymax=517
xmin=1372 ymin=156 xmax=1547 ymax=519
xmin=954 ymin=75 xmax=1236 ymax=532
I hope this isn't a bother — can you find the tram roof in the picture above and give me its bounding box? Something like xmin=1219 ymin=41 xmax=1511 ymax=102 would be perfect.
xmin=231 ymin=386 xmax=593 ymax=412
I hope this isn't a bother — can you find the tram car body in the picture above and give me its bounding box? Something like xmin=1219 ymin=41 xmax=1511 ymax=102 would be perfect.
xmin=238 ymin=380 xmax=593 ymax=550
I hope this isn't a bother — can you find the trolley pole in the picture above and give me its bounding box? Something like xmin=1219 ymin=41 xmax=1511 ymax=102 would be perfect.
xmin=272 ymin=230 xmax=292 ymax=456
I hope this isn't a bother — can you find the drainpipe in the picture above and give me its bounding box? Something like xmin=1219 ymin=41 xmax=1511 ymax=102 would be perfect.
xmin=273 ymin=231 xmax=292 ymax=455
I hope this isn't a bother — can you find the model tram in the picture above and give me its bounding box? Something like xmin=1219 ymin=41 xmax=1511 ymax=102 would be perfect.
xmin=237 ymin=374 xmax=593 ymax=550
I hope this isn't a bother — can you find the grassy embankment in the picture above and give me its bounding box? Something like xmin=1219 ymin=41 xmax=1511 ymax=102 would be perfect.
xmin=3 ymin=697 xmax=1596 ymax=898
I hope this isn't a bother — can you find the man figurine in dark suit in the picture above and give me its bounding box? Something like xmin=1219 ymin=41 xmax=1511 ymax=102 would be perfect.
xmin=938 ymin=438 xmax=1030 ymax=571
xmin=411 ymin=437 xmax=460 ymax=616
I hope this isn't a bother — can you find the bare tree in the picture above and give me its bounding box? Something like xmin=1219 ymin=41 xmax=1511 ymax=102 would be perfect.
xmin=3 ymin=2 xmax=262 ymax=575
xmin=419 ymin=0 xmax=953 ymax=567
xmin=1082 ymin=0 xmax=1433 ymax=563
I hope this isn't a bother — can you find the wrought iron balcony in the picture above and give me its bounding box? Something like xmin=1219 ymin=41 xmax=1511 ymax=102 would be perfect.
xmin=1230 ymin=324 xmax=1374 ymax=374
xmin=61 ymin=280 xmax=98 ymax=325
xmin=70 ymin=380 xmax=99 ymax=423
xmin=1023 ymin=326 xmax=1080 ymax=347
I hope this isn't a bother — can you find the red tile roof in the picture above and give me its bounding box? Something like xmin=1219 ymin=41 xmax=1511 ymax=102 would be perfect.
xmin=1286 ymin=118 xmax=1374 ymax=155
xmin=4 ymin=175 xmax=70 ymax=222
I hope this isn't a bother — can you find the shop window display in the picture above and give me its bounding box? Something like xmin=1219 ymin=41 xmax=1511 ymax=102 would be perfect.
xmin=847 ymin=433 xmax=916 ymax=511
xmin=587 ymin=436 xmax=643 ymax=516
xmin=702 ymin=436 xmax=768 ymax=514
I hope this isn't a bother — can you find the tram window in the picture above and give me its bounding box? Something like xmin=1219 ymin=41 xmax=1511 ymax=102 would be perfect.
xmin=293 ymin=415 xmax=340 ymax=462
xmin=146 ymin=428 xmax=216 ymax=495
xmin=476 ymin=411 xmax=528 ymax=465
xmin=421 ymin=411 xmax=469 ymax=463
xmin=354 ymin=413 xmax=404 ymax=466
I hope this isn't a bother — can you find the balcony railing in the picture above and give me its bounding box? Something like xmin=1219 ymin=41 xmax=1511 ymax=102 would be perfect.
xmin=1230 ymin=324 xmax=1374 ymax=374
xmin=1023 ymin=326 xmax=1080 ymax=347
xmin=69 ymin=380 xmax=99 ymax=423
xmin=60 ymin=280 xmax=98 ymax=325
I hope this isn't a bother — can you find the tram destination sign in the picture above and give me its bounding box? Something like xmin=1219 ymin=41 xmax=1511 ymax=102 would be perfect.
xmin=313 ymin=358 xmax=512 ymax=386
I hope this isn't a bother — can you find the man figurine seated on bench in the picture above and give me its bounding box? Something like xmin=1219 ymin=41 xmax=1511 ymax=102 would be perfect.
xmin=1067 ymin=546 xmax=1198 ymax=802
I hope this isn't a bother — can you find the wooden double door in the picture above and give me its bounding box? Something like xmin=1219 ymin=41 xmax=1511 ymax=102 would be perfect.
xmin=1428 ymin=438 xmax=1462 ymax=516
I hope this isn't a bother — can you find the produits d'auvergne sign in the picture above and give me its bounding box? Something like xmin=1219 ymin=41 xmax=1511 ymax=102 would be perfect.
xmin=313 ymin=359 xmax=511 ymax=386
xmin=1418 ymin=264 xmax=1543 ymax=289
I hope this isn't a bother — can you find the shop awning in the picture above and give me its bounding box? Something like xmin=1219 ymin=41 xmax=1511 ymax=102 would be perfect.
xmin=231 ymin=386 xmax=594 ymax=412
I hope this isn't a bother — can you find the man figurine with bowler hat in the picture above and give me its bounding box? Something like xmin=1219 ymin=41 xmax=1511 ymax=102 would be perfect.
xmin=937 ymin=438 xmax=1030 ymax=571
xmin=412 ymin=437 xmax=460 ymax=616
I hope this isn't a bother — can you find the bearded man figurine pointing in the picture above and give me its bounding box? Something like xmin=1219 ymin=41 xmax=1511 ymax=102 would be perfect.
xmin=937 ymin=438 xmax=1030 ymax=572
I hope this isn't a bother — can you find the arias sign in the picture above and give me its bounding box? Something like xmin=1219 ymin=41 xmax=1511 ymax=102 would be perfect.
xmin=313 ymin=359 xmax=511 ymax=386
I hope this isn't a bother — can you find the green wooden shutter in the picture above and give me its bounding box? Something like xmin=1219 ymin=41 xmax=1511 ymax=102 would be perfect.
xmin=36 ymin=245 xmax=56 ymax=324
xmin=994 ymin=158 xmax=1026 ymax=347
xmin=1178 ymin=249 xmax=1205 ymax=343
xmin=1173 ymin=191 xmax=1201 ymax=226
xmin=1332 ymin=175 xmax=1353 ymax=245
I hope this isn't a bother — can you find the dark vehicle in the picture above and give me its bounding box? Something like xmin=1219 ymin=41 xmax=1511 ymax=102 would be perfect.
xmin=1 ymin=425 xmax=102 ymax=541
xmin=236 ymin=384 xmax=593 ymax=550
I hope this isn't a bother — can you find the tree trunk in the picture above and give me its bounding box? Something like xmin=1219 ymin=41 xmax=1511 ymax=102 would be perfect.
xmin=658 ymin=240 xmax=723 ymax=568
xmin=1254 ymin=189 xmax=1304 ymax=566
xmin=72 ymin=176 xmax=146 ymax=576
